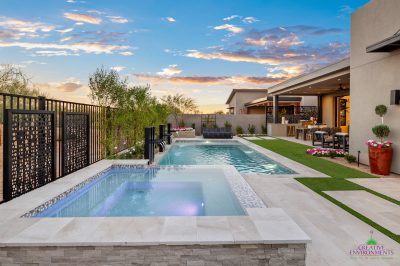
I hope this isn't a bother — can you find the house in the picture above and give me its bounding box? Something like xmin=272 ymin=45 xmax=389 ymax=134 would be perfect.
xmin=267 ymin=0 xmax=400 ymax=174
xmin=225 ymin=88 xmax=316 ymax=115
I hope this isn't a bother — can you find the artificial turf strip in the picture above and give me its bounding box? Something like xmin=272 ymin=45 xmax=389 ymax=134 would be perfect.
xmin=296 ymin=178 xmax=400 ymax=206
xmin=296 ymin=178 xmax=400 ymax=244
xmin=250 ymin=139 xmax=377 ymax=179
xmin=249 ymin=138 xmax=399 ymax=243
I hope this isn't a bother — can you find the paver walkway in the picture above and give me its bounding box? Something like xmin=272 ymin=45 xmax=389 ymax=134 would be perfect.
xmin=349 ymin=178 xmax=400 ymax=201
xmin=325 ymin=190 xmax=400 ymax=235
xmin=245 ymin=176 xmax=400 ymax=266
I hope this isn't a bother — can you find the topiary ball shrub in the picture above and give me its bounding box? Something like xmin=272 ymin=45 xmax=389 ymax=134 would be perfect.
xmin=372 ymin=124 xmax=390 ymax=142
xmin=375 ymin=105 xmax=388 ymax=117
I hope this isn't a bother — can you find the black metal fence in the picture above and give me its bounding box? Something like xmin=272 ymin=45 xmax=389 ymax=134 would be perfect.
xmin=0 ymin=93 xmax=129 ymax=202
xmin=266 ymin=106 xmax=318 ymax=124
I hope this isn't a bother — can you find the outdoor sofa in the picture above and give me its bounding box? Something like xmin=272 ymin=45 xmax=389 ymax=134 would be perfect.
xmin=202 ymin=127 xmax=233 ymax=139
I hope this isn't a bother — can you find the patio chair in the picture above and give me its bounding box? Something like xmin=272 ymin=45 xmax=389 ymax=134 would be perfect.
xmin=306 ymin=128 xmax=318 ymax=141
xmin=334 ymin=133 xmax=349 ymax=152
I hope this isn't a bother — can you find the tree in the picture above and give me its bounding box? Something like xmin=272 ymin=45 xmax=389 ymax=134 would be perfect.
xmin=214 ymin=110 xmax=225 ymax=114
xmin=88 ymin=67 xmax=170 ymax=157
xmin=0 ymin=64 xmax=42 ymax=96
xmin=160 ymin=93 xmax=198 ymax=126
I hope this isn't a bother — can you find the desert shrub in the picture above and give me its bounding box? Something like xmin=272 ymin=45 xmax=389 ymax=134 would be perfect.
xmin=345 ymin=154 xmax=357 ymax=164
xmin=224 ymin=120 xmax=232 ymax=128
xmin=261 ymin=124 xmax=267 ymax=134
xmin=178 ymin=120 xmax=185 ymax=127
xmin=236 ymin=126 xmax=244 ymax=135
xmin=248 ymin=124 xmax=256 ymax=134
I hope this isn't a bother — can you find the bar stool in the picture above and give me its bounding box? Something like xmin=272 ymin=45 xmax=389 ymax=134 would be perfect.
xmin=287 ymin=125 xmax=296 ymax=137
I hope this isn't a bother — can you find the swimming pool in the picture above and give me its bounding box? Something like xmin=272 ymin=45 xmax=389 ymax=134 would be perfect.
xmin=29 ymin=166 xmax=265 ymax=217
xmin=158 ymin=141 xmax=296 ymax=175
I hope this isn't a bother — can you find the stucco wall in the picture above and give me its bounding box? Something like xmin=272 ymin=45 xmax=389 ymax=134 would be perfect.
xmin=301 ymin=96 xmax=318 ymax=106
xmin=167 ymin=114 xmax=266 ymax=135
xmin=350 ymin=0 xmax=400 ymax=173
xmin=235 ymin=92 xmax=268 ymax=114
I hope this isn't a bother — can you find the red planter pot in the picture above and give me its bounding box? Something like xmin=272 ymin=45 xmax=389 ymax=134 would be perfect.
xmin=368 ymin=147 xmax=393 ymax=175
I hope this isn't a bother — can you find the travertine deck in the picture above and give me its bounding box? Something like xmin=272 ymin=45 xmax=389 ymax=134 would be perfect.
xmin=245 ymin=176 xmax=400 ymax=266
xmin=0 ymin=160 xmax=310 ymax=247
xmin=349 ymin=178 xmax=400 ymax=201
xmin=324 ymin=190 xmax=400 ymax=235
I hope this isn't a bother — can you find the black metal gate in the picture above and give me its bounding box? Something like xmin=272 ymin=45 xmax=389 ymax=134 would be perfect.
xmin=62 ymin=112 xmax=90 ymax=176
xmin=3 ymin=110 xmax=56 ymax=201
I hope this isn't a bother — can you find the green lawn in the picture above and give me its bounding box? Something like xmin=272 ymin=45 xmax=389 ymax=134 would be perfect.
xmin=250 ymin=138 xmax=400 ymax=244
xmin=251 ymin=139 xmax=376 ymax=178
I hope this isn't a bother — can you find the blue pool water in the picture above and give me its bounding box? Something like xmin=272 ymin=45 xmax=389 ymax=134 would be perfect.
xmin=35 ymin=167 xmax=245 ymax=217
xmin=158 ymin=141 xmax=296 ymax=175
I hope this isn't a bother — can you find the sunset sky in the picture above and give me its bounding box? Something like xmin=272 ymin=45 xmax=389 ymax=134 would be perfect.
xmin=0 ymin=0 xmax=368 ymax=112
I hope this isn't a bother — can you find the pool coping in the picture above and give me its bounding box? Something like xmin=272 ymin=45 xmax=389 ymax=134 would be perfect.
xmin=155 ymin=137 xmax=327 ymax=178
xmin=0 ymin=160 xmax=310 ymax=246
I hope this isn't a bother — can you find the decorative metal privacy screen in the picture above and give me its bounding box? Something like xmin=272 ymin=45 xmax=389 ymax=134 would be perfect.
xmin=62 ymin=112 xmax=90 ymax=176
xmin=3 ymin=110 xmax=56 ymax=201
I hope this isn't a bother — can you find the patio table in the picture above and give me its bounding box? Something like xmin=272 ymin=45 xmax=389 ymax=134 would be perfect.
xmin=296 ymin=128 xmax=309 ymax=140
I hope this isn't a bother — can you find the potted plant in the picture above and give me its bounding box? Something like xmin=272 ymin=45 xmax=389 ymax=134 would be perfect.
xmin=367 ymin=104 xmax=393 ymax=175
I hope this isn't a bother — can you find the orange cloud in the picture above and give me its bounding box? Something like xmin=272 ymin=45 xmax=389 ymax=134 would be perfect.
xmin=185 ymin=50 xmax=281 ymax=65
xmin=64 ymin=13 xmax=102 ymax=25
xmin=157 ymin=64 xmax=182 ymax=76
xmin=0 ymin=41 xmax=131 ymax=55
xmin=134 ymin=74 xmax=286 ymax=85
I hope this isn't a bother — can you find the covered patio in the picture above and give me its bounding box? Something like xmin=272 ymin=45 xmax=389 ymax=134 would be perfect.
xmin=265 ymin=58 xmax=351 ymax=150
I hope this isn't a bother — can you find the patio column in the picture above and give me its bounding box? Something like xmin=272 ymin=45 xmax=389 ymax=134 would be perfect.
xmin=317 ymin=95 xmax=323 ymax=123
xmin=273 ymin=95 xmax=280 ymax=124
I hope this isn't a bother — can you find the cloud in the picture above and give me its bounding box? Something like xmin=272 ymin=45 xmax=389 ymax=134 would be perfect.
xmin=0 ymin=41 xmax=131 ymax=55
xmin=64 ymin=13 xmax=102 ymax=24
xmin=242 ymin=17 xmax=258 ymax=24
xmin=157 ymin=64 xmax=182 ymax=76
xmin=0 ymin=30 xmax=20 ymax=40
xmin=338 ymin=5 xmax=354 ymax=19
xmin=111 ymin=66 xmax=125 ymax=72
xmin=164 ymin=17 xmax=176 ymax=23
xmin=57 ymin=81 xmax=83 ymax=92
xmin=107 ymin=16 xmax=129 ymax=24
xmin=33 ymin=50 xmax=80 ymax=57
xmin=0 ymin=17 xmax=55 ymax=33
xmin=213 ymin=24 xmax=244 ymax=34
xmin=223 ymin=15 xmax=240 ymax=21
xmin=119 ymin=51 xmax=134 ymax=56
xmin=57 ymin=28 xmax=74 ymax=34
xmin=134 ymin=74 xmax=286 ymax=85
xmin=66 ymin=0 xmax=86 ymax=3
xmin=186 ymin=50 xmax=281 ymax=65
xmin=21 ymin=60 xmax=47 ymax=65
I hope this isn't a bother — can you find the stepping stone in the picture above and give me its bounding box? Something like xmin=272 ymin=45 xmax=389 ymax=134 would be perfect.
xmin=348 ymin=178 xmax=400 ymax=201
xmin=243 ymin=137 xmax=261 ymax=140
xmin=324 ymin=190 xmax=400 ymax=234
xmin=259 ymin=136 xmax=276 ymax=140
